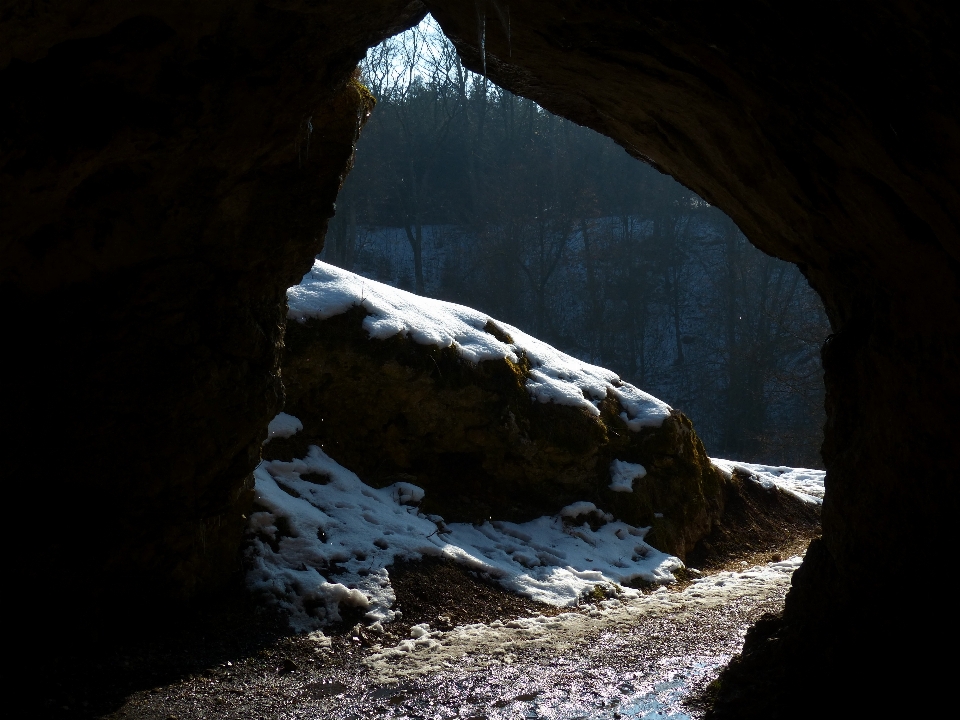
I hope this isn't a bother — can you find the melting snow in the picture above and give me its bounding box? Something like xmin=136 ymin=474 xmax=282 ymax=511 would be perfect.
xmin=609 ymin=459 xmax=647 ymax=492
xmin=248 ymin=419 xmax=821 ymax=634
xmin=254 ymin=267 xmax=821 ymax=634
xmin=365 ymin=556 xmax=804 ymax=681
xmin=246 ymin=421 xmax=683 ymax=632
xmin=287 ymin=261 xmax=672 ymax=429
xmin=264 ymin=412 xmax=303 ymax=443
xmin=711 ymin=458 xmax=825 ymax=504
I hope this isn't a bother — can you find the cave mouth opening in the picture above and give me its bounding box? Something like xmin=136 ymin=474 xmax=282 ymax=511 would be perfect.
xmin=5 ymin=5 xmax=954 ymax=715
xmin=319 ymin=15 xmax=830 ymax=470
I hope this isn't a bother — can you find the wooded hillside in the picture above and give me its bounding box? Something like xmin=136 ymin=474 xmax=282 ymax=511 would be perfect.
xmin=321 ymin=20 xmax=830 ymax=468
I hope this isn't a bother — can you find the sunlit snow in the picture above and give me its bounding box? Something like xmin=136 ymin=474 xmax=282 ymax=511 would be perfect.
xmin=711 ymin=458 xmax=825 ymax=504
xmin=247 ymin=425 xmax=683 ymax=632
xmin=287 ymin=261 xmax=672 ymax=428
xmin=264 ymin=411 xmax=303 ymax=442
xmin=609 ymin=459 xmax=647 ymax=492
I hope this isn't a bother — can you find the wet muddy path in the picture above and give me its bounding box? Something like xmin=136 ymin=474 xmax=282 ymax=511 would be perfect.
xmin=98 ymin=559 xmax=799 ymax=720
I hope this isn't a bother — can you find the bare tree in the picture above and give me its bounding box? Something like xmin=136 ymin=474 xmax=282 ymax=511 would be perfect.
xmin=331 ymin=17 xmax=830 ymax=466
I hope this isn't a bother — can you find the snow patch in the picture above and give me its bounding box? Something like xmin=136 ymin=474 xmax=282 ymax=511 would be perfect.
xmin=246 ymin=437 xmax=681 ymax=632
xmin=264 ymin=412 xmax=303 ymax=443
xmin=559 ymin=501 xmax=598 ymax=518
xmin=287 ymin=261 xmax=672 ymax=429
xmin=609 ymin=460 xmax=647 ymax=492
xmin=711 ymin=458 xmax=825 ymax=505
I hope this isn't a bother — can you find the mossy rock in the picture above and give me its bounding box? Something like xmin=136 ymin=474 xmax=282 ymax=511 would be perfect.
xmin=273 ymin=306 xmax=727 ymax=559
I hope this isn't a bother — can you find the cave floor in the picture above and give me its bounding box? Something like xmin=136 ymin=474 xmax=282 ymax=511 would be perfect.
xmin=44 ymin=531 xmax=813 ymax=720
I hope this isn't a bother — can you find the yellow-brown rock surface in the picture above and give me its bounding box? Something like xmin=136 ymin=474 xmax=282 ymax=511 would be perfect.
xmin=274 ymin=306 xmax=726 ymax=559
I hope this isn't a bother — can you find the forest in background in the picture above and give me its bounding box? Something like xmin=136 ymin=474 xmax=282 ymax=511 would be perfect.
xmin=320 ymin=18 xmax=830 ymax=468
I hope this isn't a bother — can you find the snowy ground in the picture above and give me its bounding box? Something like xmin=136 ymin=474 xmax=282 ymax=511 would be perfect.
xmin=247 ymin=420 xmax=825 ymax=634
xmin=247 ymin=440 xmax=683 ymax=632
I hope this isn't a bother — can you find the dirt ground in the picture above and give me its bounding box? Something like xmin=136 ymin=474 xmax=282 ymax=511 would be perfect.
xmin=37 ymin=476 xmax=819 ymax=719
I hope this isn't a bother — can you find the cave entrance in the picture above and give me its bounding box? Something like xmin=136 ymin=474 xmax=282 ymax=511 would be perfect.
xmin=321 ymin=15 xmax=830 ymax=469
xmin=11 ymin=4 xmax=950 ymax=715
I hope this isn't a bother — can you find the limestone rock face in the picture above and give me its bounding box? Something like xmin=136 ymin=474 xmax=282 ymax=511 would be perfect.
xmin=273 ymin=307 xmax=724 ymax=559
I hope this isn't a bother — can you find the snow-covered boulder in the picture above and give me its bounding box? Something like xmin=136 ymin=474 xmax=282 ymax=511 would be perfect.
xmin=272 ymin=262 xmax=728 ymax=558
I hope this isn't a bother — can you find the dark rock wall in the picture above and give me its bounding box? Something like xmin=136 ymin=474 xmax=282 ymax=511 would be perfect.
xmin=422 ymin=0 xmax=959 ymax=712
xmin=1 ymin=0 xmax=424 ymax=615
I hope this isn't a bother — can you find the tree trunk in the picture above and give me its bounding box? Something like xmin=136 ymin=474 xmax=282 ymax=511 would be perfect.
xmin=668 ymin=265 xmax=685 ymax=365
xmin=580 ymin=218 xmax=604 ymax=360
xmin=404 ymin=222 xmax=426 ymax=295
xmin=721 ymin=219 xmax=743 ymax=455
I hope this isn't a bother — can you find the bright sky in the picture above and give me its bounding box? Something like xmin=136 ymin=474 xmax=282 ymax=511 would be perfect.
xmin=362 ymin=14 xmax=459 ymax=95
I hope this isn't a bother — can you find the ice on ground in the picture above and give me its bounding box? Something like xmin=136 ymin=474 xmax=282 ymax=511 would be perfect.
xmin=711 ymin=458 xmax=825 ymax=505
xmin=287 ymin=261 xmax=672 ymax=429
xmin=365 ymin=555 xmax=804 ymax=681
xmin=246 ymin=424 xmax=683 ymax=632
xmin=264 ymin=412 xmax=303 ymax=443
xmin=610 ymin=459 xmax=647 ymax=492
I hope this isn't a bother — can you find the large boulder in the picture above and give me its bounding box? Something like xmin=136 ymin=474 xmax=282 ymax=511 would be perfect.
xmin=270 ymin=261 xmax=727 ymax=559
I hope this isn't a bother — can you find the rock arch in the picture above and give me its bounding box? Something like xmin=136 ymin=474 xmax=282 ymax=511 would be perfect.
xmin=2 ymin=1 xmax=956 ymax=713
xmin=424 ymin=1 xmax=960 ymax=713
